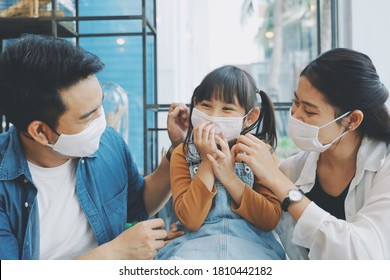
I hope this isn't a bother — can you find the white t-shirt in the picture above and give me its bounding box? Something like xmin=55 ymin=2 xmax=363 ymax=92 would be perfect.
xmin=28 ymin=159 xmax=98 ymax=259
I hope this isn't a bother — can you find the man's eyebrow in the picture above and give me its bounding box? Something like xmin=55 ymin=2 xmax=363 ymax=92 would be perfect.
xmin=294 ymin=92 xmax=319 ymax=109
xmin=79 ymin=93 xmax=104 ymax=120
xmin=79 ymin=106 xmax=99 ymax=120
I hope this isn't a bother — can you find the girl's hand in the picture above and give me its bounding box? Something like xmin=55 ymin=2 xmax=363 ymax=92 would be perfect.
xmin=164 ymin=223 xmax=185 ymax=245
xmin=207 ymin=133 xmax=246 ymax=206
xmin=206 ymin=134 xmax=236 ymax=184
xmin=193 ymin=120 xmax=218 ymax=160
xmin=234 ymin=133 xmax=282 ymax=189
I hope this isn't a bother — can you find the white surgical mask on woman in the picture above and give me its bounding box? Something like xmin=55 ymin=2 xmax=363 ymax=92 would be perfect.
xmin=288 ymin=109 xmax=351 ymax=153
xmin=47 ymin=108 xmax=107 ymax=157
xmin=191 ymin=107 xmax=249 ymax=142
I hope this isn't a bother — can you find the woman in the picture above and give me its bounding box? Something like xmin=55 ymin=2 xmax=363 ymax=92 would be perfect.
xmin=234 ymin=48 xmax=390 ymax=259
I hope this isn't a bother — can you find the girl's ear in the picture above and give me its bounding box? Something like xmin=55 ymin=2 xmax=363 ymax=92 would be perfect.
xmin=244 ymin=107 xmax=260 ymax=127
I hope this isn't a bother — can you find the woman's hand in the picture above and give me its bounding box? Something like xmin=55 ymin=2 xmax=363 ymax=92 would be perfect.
xmin=234 ymin=133 xmax=282 ymax=190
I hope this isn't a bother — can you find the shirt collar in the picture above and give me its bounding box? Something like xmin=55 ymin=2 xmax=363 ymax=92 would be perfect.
xmin=294 ymin=136 xmax=388 ymax=187
xmin=0 ymin=126 xmax=32 ymax=181
xmin=294 ymin=152 xmax=319 ymax=186
xmin=0 ymin=126 xmax=99 ymax=181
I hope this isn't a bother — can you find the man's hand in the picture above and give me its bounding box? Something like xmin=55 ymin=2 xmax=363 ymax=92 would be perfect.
xmin=104 ymin=218 xmax=168 ymax=260
xmin=167 ymin=103 xmax=189 ymax=148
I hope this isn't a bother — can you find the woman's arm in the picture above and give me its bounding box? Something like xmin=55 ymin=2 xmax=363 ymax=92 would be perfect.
xmin=234 ymin=133 xmax=310 ymax=220
xmin=296 ymin=160 xmax=390 ymax=259
xmin=236 ymin=133 xmax=390 ymax=259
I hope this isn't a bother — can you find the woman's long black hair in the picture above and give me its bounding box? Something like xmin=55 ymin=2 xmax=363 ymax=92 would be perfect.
xmin=301 ymin=48 xmax=390 ymax=143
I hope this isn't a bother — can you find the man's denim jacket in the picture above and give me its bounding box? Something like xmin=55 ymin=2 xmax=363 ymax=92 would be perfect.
xmin=0 ymin=126 xmax=148 ymax=259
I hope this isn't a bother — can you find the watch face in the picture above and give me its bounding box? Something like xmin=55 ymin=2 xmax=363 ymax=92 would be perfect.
xmin=289 ymin=189 xmax=303 ymax=202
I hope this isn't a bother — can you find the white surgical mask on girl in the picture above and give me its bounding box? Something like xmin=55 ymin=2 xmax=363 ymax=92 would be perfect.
xmin=47 ymin=107 xmax=107 ymax=157
xmin=288 ymin=109 xmax=351 ymax=153
xmin=191 ymin=107 xmax=249 ymax=142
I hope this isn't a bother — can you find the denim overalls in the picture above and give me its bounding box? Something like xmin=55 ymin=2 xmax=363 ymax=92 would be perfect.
xmin=156 ymin=143 xmax=285 ymax=260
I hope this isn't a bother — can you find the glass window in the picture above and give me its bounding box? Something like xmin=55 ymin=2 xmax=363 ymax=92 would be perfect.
xmin=156 ymin=0 xmax=333 ymax=160
xmin=80 ymin=36 xmax=146 ymax=173
xmin=239 ymin=0 xmax=322 ymax=158
xmin=339 ymin=0 xmax=390 ymax=103
xmin=78 ymin=0 xmax=141 ymax=17
xmin=78 ymin=19 xmax=143 ymax=34
xmin=146 ymin=0 xmax=155 ymax=26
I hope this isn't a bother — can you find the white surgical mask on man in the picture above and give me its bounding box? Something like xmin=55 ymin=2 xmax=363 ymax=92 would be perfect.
xmin=191 ymin=107 xmax=249 ymax=142
xmin=47 ymin=108 xmax=107 ymax=157
xmin=288 ymin=109 xmax=351 ymax=153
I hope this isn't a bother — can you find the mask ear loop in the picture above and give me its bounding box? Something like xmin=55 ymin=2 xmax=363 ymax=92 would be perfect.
xmin=47 ymin=125 xmax=60 ymax=136
xmin=242 ymin=109 xmax=253 ymax=127
xmin=43 ymin=123 xmax=61 ymax=145
xmin=22 ymin=122 xmax=60 ymax=144
xmin=240 ymin=89 xmax=264 ymax=137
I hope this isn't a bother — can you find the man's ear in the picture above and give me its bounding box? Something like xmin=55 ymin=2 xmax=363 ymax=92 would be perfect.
xmin=26 ymin=121 xmax=55 ymax=145
xmin=244 ymin=107 xmax=260 ymax=127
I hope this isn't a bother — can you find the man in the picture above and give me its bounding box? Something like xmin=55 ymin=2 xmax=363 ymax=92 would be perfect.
xmin=0 ymin=34 xmax=188 ymax=259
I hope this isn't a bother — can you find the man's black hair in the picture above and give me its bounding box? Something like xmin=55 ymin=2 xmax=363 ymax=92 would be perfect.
xmin=0 ymin=34 xmax=104 ymax=131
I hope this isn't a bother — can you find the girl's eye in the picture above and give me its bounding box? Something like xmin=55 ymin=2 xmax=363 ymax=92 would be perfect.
xmin=201 ymin=103 xmax=211 ymax=108
xmin=223 ymin=107 xmax=234 ymax=111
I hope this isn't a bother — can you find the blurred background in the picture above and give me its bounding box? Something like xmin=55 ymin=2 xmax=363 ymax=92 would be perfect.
xmin=1 ymin=0 xmax=389 ymax=175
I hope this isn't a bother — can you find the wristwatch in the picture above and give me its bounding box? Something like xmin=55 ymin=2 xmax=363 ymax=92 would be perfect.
xmin=281 ymin=189 xmax=305 ymax=212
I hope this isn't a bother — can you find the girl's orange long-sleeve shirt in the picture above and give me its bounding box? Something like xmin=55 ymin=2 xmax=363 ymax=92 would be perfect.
xmin=170 ymin=143 xmax=282 ymax=232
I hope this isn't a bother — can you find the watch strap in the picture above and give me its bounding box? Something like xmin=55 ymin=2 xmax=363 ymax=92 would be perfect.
xmin=281 ymin=188 xmax=304 ymax=212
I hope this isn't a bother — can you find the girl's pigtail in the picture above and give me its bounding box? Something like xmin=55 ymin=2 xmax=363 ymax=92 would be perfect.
xmin=256 ymin=89 xmax=277 ymax=150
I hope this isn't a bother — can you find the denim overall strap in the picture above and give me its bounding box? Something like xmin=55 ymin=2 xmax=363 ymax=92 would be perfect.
xmin=185 ymin=143 xmax=254 ymax=220
xmin=156 ymin=142 xmax=286 ymax=260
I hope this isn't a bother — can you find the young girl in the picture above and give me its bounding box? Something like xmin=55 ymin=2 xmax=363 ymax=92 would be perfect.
xmin=156 ymin=65 xmax=285 ymax=260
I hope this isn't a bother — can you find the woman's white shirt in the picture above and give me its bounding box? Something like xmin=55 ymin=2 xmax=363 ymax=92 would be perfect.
xmin=276 ymin=136 xmax=390 ymax=259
